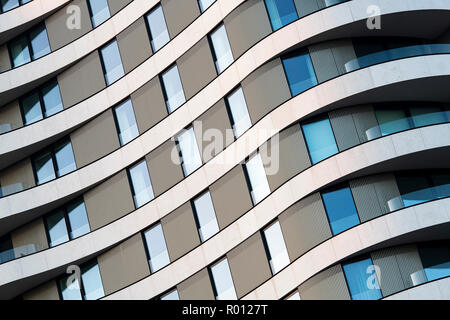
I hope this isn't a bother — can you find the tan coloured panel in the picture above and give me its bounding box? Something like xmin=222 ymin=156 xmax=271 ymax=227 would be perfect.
xmin=107 ymin=0 xmax=133 ymax=15
xmin=242 ymin=58 xmax=291 ymax=123
xmin=57 ymin=51 xmax=106 ymax=108
xmin=23 ymin=281 xmax=59 ymax=300
xmin=209 ymin=165 xmax=253 ymax=229
xmin=0 ymin=100 xmax=23 ymax=133
xmin=11 ymin=218 xmax=48 ymax=258
xmin=178 ymin=268 xmax=215 ymax=300
xmin=131 ymin=77 xmax=168 ymax=133
xmin=70 ymin=109 xmax=120 ymax=168
xmin=194 ymin=99 xmax=233 ymax=163
xmin=117 ymin=17 xmax=153 ymax=74
xmin=84 ymin=170 xmax=134 ymax=230
xmin=0 ymin=44 xmax=11 ymax=72
xmin=146 ymin=139 xmax=184 ymax=196
xmin=177 ymin=37 xmax=217 ymax=100
xmin=162 ymin=202 xmax=200 ymax=261
xmin=224 ymin=0 xmax=272 ymax=58
xmin=45 ymin=0 xmax=93 ymax=51
xmin=0 ymin=158 xmax=36 ymax=196
xmin=98 ymin=234 xmax=150 ymax=295
xmin=227 ymin=232 xmax=272 ymax=298
xmin=161 ymin=0 xmax=200 ymax=39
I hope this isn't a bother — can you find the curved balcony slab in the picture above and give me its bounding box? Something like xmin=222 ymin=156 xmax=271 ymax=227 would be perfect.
xmin=1 ymin=0 xmax=449 ymax=169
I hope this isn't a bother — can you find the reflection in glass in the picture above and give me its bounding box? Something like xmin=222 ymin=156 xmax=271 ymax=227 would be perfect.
xmin=114 ymin=99 xmax=139 ymax=145
xmin=88 ymin=0 xmax=111 ymax=27
xmin=302 ymin=117 xmax=338 ymax=164
xmin=343 ymin=258 xmax=382 ymax=300
xmin=210 ymin=258 xmax=237 ymax=300
xmin=210 ymin=24 xmax=234 ymax=74
xmin=100 ymin=40 xmax=125 ymax=85
xmin=193 ymin=191 xmax=219 ymax=242
xmin=146 ymin=5 xmax=170 ymax=52
xmin=198 ymin=0 xmax=215 ymax=12
xmin=161 ymin=289 xmax=179 ymax=300
xmin=46 ymin=210 xmax=69 ymax=247
xmin=42 ymin=80 xmax=63 ymax=117
xmin=245 ymin=154 xmax=271 ymax=205
xmin=81 ymin=262 xmax=104 ymax=300
xmin=34 ymin=150 xmax=56 ymax=185
xmin=29 ymin=24 xmax=50 ymax=60
xmin=375 ymin=109 xmax=412 ymax=136
xmin=283 ymin=51 xmax=317 ymax=96
xmin=177 ymin=127 xmax=202 ymax=176
xmin=263 ymin=221 xmax=290 ymax=274
xmin=419 ymin=243 xmax=450 ymax=282
xmin=226 ymin=87 xmax=252 ymax=138
xmin=21 ymin=92 xmax=43 ymax=125
xmin=10 ymin=35 xmax=31 ymax=67
xmin=162 ymin=65 xmax=186 ymax=113
xmin=144 ymin=224 xmax=170 ymax=273
xmin=67 ymin=200 xmax=90 ymax=239
xmin=129 ymin=160 xmax=154 ymax=208
xmin=54 ymin=140 xmax=76 ymax=177
xmin=322 ymin=186 xmax=360 ymax=235
xmin=264 ymin=0 xmax=298 ymax=31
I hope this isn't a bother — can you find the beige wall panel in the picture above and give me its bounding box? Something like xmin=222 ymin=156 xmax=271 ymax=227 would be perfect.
xmin=227 ymin=232 xmax=272 ymax=298
xmin=0 ymin=158 xmax=36 ymax=196
xmin=161 ymin=0 xmax=200 ymax=39
xmin=0 ymin=100 xmax=23 ymax=133
xmin=131 ymin=77 xmax=168 ymax=133
xmin=210 ymin=165 xmax=253 ymax=229
xmin=23 ymin=281 xmax=59 ymax=300
xmin=224 ymin=0 xmax=272 ymax=58
xmin=0 ymin=44 xmax=11 ymax=72
xmin=145 ymin=139 xmax=184 ymax=196
xmin=178 ymin=268 xmax=215 ymax=300
xmin=84 ymin=170 xmax=134 ymax=230
xmin=162 ymin=202 xmax=200 ymax=261
xmin=98 ymin=234 xmax=150 ymax=295
xmin=58 ymin=51 xmax=106 ymax=108
xmin=11 ymin=218 xmax=48 ymax=258
xmin=299 ymin=264 xmax=350 ymax=300
xmin=117 ymin=17 xmax=153 ymax=74
xmin=45 ymin=0 xmax=93 ymax=51
xmin=70 ymin=109 xmax=120 ymax=168
xmin=107 ymin=0 xmax=132 ymax=15
xmin=194 ymin=99 xmax=233 ymax=163
xmin=262 ymin=123 xmax=310 ymax=190
xmin=279 ymin=192 xmax=332 ymax=260
xmin=177 ymin=37 xmax=216 ymax=100
xmin=242 ymin=58 xmax=291 ymax=123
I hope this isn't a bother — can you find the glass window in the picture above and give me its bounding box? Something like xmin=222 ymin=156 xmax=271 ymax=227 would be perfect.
xmin=100 ymin=40 xmax=125 ymax=85
xmin=81 ymin=261 xmax=104 ymax=300
xmin=264 ymin=0 xmax=298 ymax=31
xmin=46 ymin=210 xmax=69 ymax=247
xmin=375 ymin=108 xmax=412 ymax=136
xmin=161 ymin=65 xmax=186 ymax=113
xmin=226 ymin=87 xmax=252 ymax=138
xmin=209 ymin=24 xmax=234 ymax=74
xmin=244 ymin=153 xmax=271 ymax=205
xmin=1 ymin=0 xmax=19 ymax=12
xmin=396 ymin=174 xmax=433 ymax=207
xmin=0 ymin=235 xmax=14 ymax=264
xmin=322 ymin=186 xmax=360 ymax=235
xmin=87 ymin=0 xmax=111 ymax=27
xmin=177 ymin=127 xmax=203 ymax=176
xmin=29 ymin=24 xmax=50 ymax=60
xmin=285 ymin=291 xmax=301 ymax=300
xmin=41 ymin=80 xmax=63 ymax=117
xmin=59 ymin=276 xmax=82 ymax=300
xmin=45 ymin=199 xmax=90 ymax=247
xmin=161 ymin=289 xmax=179 ymax=300
xmin=410 ymin=106 xmax=447 ymax=128
xmin=263 ymin=221 xmax=290 ymax=274
xmin=67 ymin=200 xmax=90 ymax=239
xmin=193 ymin=191 xmax=219 ymax=242
xmin=210 ymin=258 xmax=237 ymax=300
xmin=418 ymin=242 xmax=450 ymax=282
xmin=54 ymin=140 xmax=76 ymax=177
xmin=10 ymin=34 xmax=31 ymax=67
xmin=114 ymin=99 xmax=139 ymax=145
xmin=343 ymin=257 xmax=382 ymax=300
xmin=146 ymin=5 xmax=170 ymax=52
xmin=33 ymin=150 xmax=56 ymax=185
xmin=198 ymin=0 xmax=215 ymax=12
xmin=431 ymin=173 xmax=450 ymax=199
xmin=282 ymin=51 xmax=317 ymax=96
xmin=302 ymin=117 xmax=338 ymax=164
xmin=21 ymin=92 xmax=43 ymax=125
xmin=128 ymin=160 xmax=154 ymax=208
xmin=144 ymin=223 xmax=170 ymax=273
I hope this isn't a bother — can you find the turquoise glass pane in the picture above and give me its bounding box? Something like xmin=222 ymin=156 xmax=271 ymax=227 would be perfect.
xmin=302 ymin=118 xmax=338 ymax=164
xmin=283 ymin=52 xmax=317 ymax=96
xmin=322 ymin=186 xmax=360 ymax=235
xmin=264 ymin=0 xmax=298 ymax=31
xmin=343 ymin=258 xmax=382 ymax=300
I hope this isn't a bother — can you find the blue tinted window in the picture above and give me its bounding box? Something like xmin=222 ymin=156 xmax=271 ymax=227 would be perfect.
xmin=88 ymin=0 xmax=110 ymax=27
xmin=34 ymin=150 xmax=56 ymax=185
xmin=29 ymin=24 xmax=50 ymax=60
xmin=54 ymin=140 xmax=76 ymax=177
xmin=210 ymin=258 xmax=237 ymax=300
xmin=146 ymin=5 xmax=170 ymax=52
xmin=41 ymin=80 xmax=63 ymax=117
xmin=144 ymin=223 xmax=170 ymax=273
xmin=46 ymin=210 xmax=69 ymax=247
xmin=419 ymin=243 xmax=450 ymax=282
xmin=198 ymin=0 xmax=215 ymax=12
xmin=343 ymin=258 xmax=382 ymax=300
xmin=21 ymin=92 xmax=43 ymax=125
xmin=226 ymin=87 xmax=252 ymax=138
xmin=161 ymin=64 xmax=186 ymax=113
xmin=114 ymin=99 xmax=139 ymax=146
xmin=59 ymin=276 xmax=82 ymax=300
xmin=67 ymin=200 xmax=90 ymax=239
xmin=396 ymin=174 xmax=433 ymax=207
xmin=10 ymin=34 xmax=31 ymax=67
xmin=81 ymin=262 xmax=104 ymax=300
xmin=264 ymin=0 xmax=298 ymax=31
xmin=302 ymin=117 xmax=338 ymax=164
xmin=431 ymin=174 xmax=450 ymax=199
xmin=0 ymin=235 xmax=14 ymax=264
xmin=1 ymin=0 xmax=19 ymax=12
xmin=100 ymin=40 xmax=125 ymax=85
xmin=322 ymin=186 xmax=360 ymax=235
xmin=161 ymin=289 xmax=179 ymax=300
xmin=210 ymin=24 xmax=234 ymax=74
xmin=282 ymin=52 xmax=317 ymax=96
xmin=410 ymin=107 xmax=447 ymax=128
xmin=129 ymin=160 xmax=154 ymax=208
xmin=375 ymin=109 xmax=412 ymax=136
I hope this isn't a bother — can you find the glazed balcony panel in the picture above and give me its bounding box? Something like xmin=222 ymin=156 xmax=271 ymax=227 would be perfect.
xmin=1 ymin=0 xmax=448 ymax=172
xmin=385 ymin=276 xmax=450 ymax=300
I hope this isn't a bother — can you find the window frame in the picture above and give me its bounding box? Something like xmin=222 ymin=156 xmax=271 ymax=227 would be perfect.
xmin=342 ymin=255 xmax=382 ymax=300
xmin=208 ymin=256 xmax=238 ymax=300
xmin=86 ymin=0 xmax=111 ymax=28
xmin=159 ymin=63 xmax=186 ymax=113
xmin=261 ymin=219 xmax=290 ymax=275
xmin=126 ymin=159 xmax=155 ymax=209
xmin=263 ymin=0 xmax=300 ymax=32
xmin=224 ymin=85 xmax=252 ymax=139
xmin=207 ymin=23 xmax=234 ymax=74
xmin=99 ymin=39 xmax=125 ymax=85
xmin=175 ymin=125 xmax=203 ymax=177
xmin=281 ymin=49 xmax=318 ymax=97
xmin=141 ymin=222 xmax=171 ymax=274
xmin=112 ymin=98 xmax=139 ymax=146
xmin=144 ymin=4 xmax=171 ymax=53
xmin=191 ymin=189 xmax=220 ymax=242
